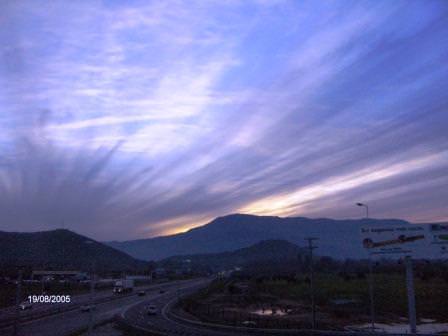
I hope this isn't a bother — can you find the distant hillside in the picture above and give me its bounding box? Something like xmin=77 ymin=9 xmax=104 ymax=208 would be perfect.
xmin=160 ymin=240 xmax=307 ymax=271
xmin=107 ymin=214 xmax=410 ymax=260
xmin=0 ymin=229 xmax=149 ymax=273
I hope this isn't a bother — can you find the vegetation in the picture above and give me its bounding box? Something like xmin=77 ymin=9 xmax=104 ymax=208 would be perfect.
xmin=181 ymin=268 xmax=448 ymax=330
xmin=254 ymin=273 xmax=448 ymax=321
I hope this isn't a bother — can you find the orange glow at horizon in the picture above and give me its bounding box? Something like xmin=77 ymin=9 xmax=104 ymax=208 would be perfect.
xmin=239 ymin=152 xmax=445 ymax=217
xmin=144 ymin=151 xmax=447 ymax=238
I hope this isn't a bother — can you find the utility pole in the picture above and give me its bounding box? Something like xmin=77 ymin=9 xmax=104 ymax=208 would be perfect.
xmin=305 ymin=237 xmax=318 ymax=330
xmin=87 ymin=260 xmax=96 ymax=335
xmin=405 ymin=256 xmax=417 ymax=334
xmin=14 ymin=268 xmax=23 ymax=336
xmin=84 ymin=240 xmax=96 ymax=336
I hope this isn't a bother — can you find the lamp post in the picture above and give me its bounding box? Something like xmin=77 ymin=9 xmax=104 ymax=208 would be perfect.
xmin=356 ymin=202 xmax=369 ymax=219
xmin=305 ymin=237 xmax=318 ymax=330
xmin=356 ymin=202 xmax=375 ymax=332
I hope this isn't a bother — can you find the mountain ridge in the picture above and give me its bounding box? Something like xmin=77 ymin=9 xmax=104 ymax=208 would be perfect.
xmin=106 ymin=214 xmax=411 ymax=260
xmin=0 ymin=228 xmax=149 ymax=273
xmin=159 ymin=239 xmax=307 ymax=272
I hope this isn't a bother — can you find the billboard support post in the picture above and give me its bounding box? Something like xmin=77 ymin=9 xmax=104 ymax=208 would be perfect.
xmin=368 ymin=256 xmax=375 ymax=332
xmin=405 ymin=256 xmax=417 ymax=334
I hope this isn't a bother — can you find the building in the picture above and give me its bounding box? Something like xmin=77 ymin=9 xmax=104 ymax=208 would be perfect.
xmin=31 ymin=270 xmax=87 ymax=281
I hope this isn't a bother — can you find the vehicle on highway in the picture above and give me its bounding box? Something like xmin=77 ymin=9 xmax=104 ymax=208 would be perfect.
xmin=137 ymin=290 xmax=146 ymax=296
xmin=242 ymin=320 xmax=257 ymax=327
xmin=19 ymin=301 xmax=33 ymax=310
xmin=147 ymin=305 xmax=157 ymax=315
xmin=80 ymin=304 xmax=96 ymax=312
xmin=159 ymin=289 xmax=166 ymax=294
xmin=113 ymin=279 xmax=134 ymax=294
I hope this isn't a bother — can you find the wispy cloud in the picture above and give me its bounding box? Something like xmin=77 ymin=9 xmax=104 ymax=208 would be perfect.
xmin=0 ymin=0 xmax=447 ymax=240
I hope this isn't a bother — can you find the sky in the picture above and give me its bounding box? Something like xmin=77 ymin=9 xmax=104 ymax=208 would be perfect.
xmin=0 ymin=0 xmax=447 ymax=241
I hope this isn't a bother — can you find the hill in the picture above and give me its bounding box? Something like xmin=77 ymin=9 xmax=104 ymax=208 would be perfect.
xmin=0 ymin=229 xmax=149 ymax=273
xmin=159 ymin=239 xmax=307 ymax=272
xmin=107 ymin=214 xmax=409 ymax=260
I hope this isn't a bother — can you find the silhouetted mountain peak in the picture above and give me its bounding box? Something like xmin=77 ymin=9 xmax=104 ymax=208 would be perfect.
xmin=106 ymin=214 xmax=414 ymax=261
xmin=160 ymin=239 xmax=306 ymax=271
xmin=243 ymin=239 xmax=301 ymax=251
xmin=0 ymin=229 xmax=148 ymax=272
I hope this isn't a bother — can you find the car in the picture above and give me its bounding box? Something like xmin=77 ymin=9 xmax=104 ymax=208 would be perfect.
xmin=158 ymin=289 xmax=166 ymax=294
xmin=19 ymin=301 xmax=33 ymax=310
xmin=137 ymin=290 xmax=146 ymax=296
xmin=147 ymin=305 xmax=157 ymax=315
xmin=80 ymin=304 xmax=96 ymax=312
xmin=242 ymin=320 xmax=257 ymax=327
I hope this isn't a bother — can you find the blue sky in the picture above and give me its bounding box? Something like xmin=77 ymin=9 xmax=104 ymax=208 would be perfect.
xmin=1 ymin=0 xmax=447 ymax=240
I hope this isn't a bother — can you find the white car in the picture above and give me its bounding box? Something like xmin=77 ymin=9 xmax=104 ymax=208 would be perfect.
xmin=19 ymin=301 xmax=33 ymax=310
xmin=147 ymin=305 xmax=157 ymax=315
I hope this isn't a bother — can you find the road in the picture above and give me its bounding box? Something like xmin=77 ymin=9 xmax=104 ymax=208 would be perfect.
xmin=0 ymin=279 xmax=202 ymax=336
xmin=0 ymin=286 xmax=131 ymax=322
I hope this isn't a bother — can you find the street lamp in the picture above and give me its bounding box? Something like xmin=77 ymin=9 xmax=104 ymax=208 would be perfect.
xmin=305 ymin=237 xmax=318 ymax=330
xmin=356 ymin=202 xmax=369 ymax=219
xmin=356 ymin=202 xmax=375 ymax=332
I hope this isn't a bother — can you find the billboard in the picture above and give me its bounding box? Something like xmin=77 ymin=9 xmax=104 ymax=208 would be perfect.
xmin=361 ymin=223 xmax=448 ymax=259
xmin=360 ymin=225 xmax=428 ymax=258
xmin=427 ymin=223 xmax=448 ymax=258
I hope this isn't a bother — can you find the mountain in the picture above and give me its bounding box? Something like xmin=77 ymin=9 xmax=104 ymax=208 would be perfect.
xmin=0 ymin=229 xmax=149 ymax=273
xmin=160 ymin=240 xmax=307 ymax=271
xmin=107 ymin=214 xmax=409 ymax=260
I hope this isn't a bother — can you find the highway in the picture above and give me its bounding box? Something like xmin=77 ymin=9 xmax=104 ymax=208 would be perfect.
xmin=0 ymin=279 xmax=202 ymax=336
xmin=0 ymin=286 xmax=132 ymax=323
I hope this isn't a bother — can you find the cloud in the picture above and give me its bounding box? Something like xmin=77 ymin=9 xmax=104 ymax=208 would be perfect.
xmin=0 ymin=0 xmax=447 ymax=240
